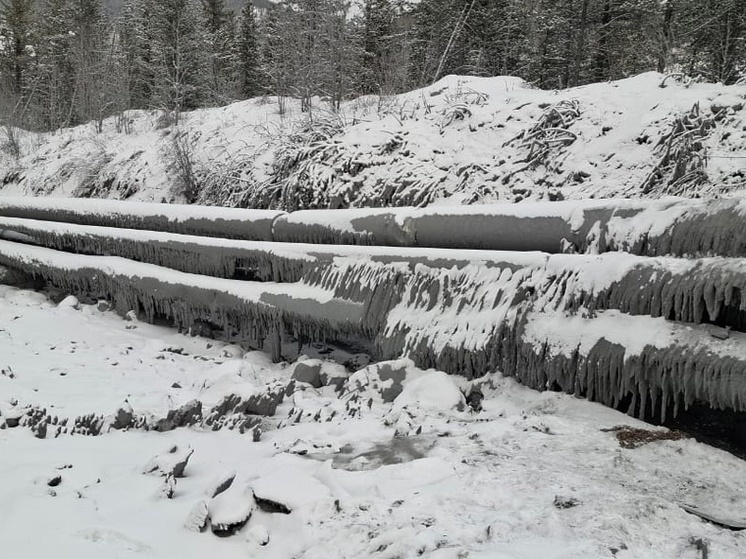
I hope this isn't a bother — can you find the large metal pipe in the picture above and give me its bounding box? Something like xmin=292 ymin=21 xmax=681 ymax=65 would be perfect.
xmin=3 ymin=195 xmax=745 ymax=256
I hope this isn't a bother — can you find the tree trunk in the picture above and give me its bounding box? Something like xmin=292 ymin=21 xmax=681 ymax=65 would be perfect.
xmin=657 ymin=0 xmax=675 ymax=73
xmin=571 ymin=0 xmax=590 ymax=87
xmin=593 ymin=0 xmax=612 ymax=82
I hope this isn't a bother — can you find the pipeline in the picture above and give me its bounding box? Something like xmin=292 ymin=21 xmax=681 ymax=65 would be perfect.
xmin=2 ymin=238 xmax=745 ymax=422
xmin=2 ymin=196 xmax=746 ymax=257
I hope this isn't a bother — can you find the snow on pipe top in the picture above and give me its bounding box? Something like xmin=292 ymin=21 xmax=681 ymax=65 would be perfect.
xmin=2 ymin=195 xmax=746 ymax=256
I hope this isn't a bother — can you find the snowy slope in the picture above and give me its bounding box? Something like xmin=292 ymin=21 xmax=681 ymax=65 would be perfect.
xmin=1 ymin=72 xmax=744 ymax=207
xmin=3 ymin=284 xmax=746 ymax=558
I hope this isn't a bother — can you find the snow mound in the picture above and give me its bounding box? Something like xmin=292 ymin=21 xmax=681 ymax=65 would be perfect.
xmin=251 ymin=466 xmax=331 ymax=512
xmin=391 ymin=371 xmax=466 ymax=413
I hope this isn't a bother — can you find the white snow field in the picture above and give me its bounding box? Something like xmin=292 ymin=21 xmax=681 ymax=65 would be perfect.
xmin=1 ymin=72 xmax=744 ymax=207
xmin=2 ymin=284 xmax=746 ymax=558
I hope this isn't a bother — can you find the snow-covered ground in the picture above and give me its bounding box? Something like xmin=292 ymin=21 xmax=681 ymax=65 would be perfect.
xmin=1 ymin=72 xmax=744 ymax=207
xmin=2 ymin=284 xmax=746 ymax=558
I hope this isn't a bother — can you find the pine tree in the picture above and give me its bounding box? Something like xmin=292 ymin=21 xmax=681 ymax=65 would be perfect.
xmin=409 ymin=0 xmax=483 ymax=86
xmin=67 ymin=0 xmax=109 ymax=124
xmin=202 ymin=0 xmax=229 ymax=33
xmin=201 ymin=0 xmax=238 ymax=103
xmin=34 ymin=0 xmax=76 ymax=129
xmin=149 ymin=0 xmax=210 ymax=114
xmin=0 ymin=0 xmax=35 ymax=97
xmin=265 ymin=0 xmax=356 ymax=112
xmin=677 ymin=0 xmax=746 ymax=84
xmin=118 ymin=0 xmax=153 ymax=109
xmin=238 ymin=2 xmax=262 ymax=98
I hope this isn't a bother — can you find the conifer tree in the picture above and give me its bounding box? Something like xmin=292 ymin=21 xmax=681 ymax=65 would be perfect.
xmin=238 ymin=2 xmax=262 ymax=97
xmin=149 ymin=0 xmax=210 ymax=115
xmin=0 ymin=0 xmax=35 ymax=96
xmin=118 ymin=0 xmax=153 ymax=109
xmin=202 ymin=0 xmax=238 ymax=103
xmin=34 ymin=0 xmax=76 ymax=128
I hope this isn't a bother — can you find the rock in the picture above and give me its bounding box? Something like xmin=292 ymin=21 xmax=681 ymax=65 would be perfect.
xmin=57 ymin=295 xmax=80 ymax=310
xmin=349 ymin=359 xmax=414 ymax=403
xmin=205 ymin=387 xmax=284 ymax=428
xmin=553 ymin=495 xmax=580 ymax=509
xmin=96 ymin=300 xmax=111 ymax=312
xmin=111 ymin=403 xmax=134 ymax=430
xmin=161 ymin=474 xmax=176 ymax=499
xmin=390 ymin=371 xmax=466 ymax=414
xmin=560 ymin=238 xmax=577 ymax=254
xmin=208 ymin=482 xmax=254 ymax=537
xmin=466 ymin=386 xmax=484 ymax=412
xmin=71 ymin=413 xmax=105 ymax=436
xmin=344 ymin=353 xmax=372 ymax=371
xmin=207 ymin=471 xmax=236 ymax=498
xmin=375 ymin=362 xmax=410 ymax=402
xmin=184 ymin=500 xmax=209 ymax=532
xmin=124 ymin=310 xmax=139 ymax=322
xmin=4 ymin=409 xmax=21 ymax=428
xmin=244 ymin=391 xmax=283 ymax=416
xmin=154 ymin=400 xmax=202 ymax=432
xmin=47 ymin=475 xmax=62 ymax=487
xmin=292 ymin=361 xmax=323 ymax=388
xmin=221 ymin=345 xmax=245 ymax=359
xmin=246 ymin=524 xmax=270 ymax=546
xmin=33 ymin=421 xmax=47 ymax=439
xmin=708 ymin=325 xmax=730 ymax=340
xmin=143 ymin=445 xmax=194 ymax=478
xmin=252 ymin=467 xmax=331 ymax=514
xmin=319 ymin=362 xmax=349 ymax=391
xmin=286 ymin=439 xmax=340 ymax=457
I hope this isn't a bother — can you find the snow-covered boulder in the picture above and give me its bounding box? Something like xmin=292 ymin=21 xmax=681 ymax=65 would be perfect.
xmin=251 ymin=467 xmax=331 ymax=513
xmin=291 ymin=359 xmax=323 ymax=388
xmin=57 ymin=295 xmax=80 ymax=310
xmin=143 ymin=445 xmax=194 ymax=478
xmin=391 ymin=371 xmax=466 ymax=414
xmin=208 ymin=481 xmax=254 ymax=536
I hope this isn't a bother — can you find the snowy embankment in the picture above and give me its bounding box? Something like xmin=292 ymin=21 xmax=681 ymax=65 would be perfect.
xmin=2 ymin=284 xmax=746 ymax=558
xmin=1 ymin=72 xmax=745 ymax=207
